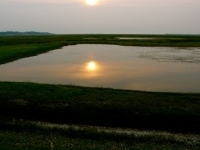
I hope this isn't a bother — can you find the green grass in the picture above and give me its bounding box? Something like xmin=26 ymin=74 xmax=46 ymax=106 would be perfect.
xmin=0 ymin=120 xmax=199 ymax=150
xmin=0 ymin=43 xmax=63 ymax=64
xmin=0 ymin=82 xmax=200 ymax=133
xmin=1 ymin=132 xmax=195 ymax=150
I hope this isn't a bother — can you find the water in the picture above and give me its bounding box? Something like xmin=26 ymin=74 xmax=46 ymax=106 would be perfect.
xmin=117 ymin=37 xmax=155 ymax=40
xmin=0 ymin=44 xmax=200 ymax=93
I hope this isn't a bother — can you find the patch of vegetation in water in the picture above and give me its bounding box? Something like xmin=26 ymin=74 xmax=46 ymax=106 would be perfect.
xmin=138 ymin=48 xmax=200 ymax=63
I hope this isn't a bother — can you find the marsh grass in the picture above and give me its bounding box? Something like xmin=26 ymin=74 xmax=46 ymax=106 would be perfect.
xmin=1 ymin=132 xmax=194 ymax=150
xmin=0 ymin=43 xmax=63 ymax=64
xmin=0 ymin=119 xmax=199 ymax=150
xmin=0 ymin=82 xmax=200 ymax=133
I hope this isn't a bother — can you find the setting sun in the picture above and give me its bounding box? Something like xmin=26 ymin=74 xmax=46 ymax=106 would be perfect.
xmin=86 ymin=0 xmax=97 ymax=6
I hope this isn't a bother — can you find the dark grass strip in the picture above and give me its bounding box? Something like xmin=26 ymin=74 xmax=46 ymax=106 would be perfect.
xmin=0 ymin=120 xmax=199 ymax=147
xmin=0 ymin=82 xmax=200 ymax=134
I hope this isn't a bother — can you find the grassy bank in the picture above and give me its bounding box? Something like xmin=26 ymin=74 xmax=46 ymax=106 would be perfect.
xmin=0 ymin=43 xmax=63 ymax=64
xmin=0 ymin=120 xmax=199 ymax=150
xmin=1 ymin=34 xmax=200 ymax=64
xmin=1 ymin=82 xmax=200 ymax=134
xmin=1 ymin=131 xmax=195 ymax=150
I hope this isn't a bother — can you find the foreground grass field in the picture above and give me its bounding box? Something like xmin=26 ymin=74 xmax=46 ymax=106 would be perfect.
xmin=0 ymin=34 xmax=200 ymax=149
xmin=0 ymin=82 xmax=200 ymax=134
xmin=0 ymin=120 xmax=199 ymax=150
xmin=1 ymin=131 xmax=197 ymax=150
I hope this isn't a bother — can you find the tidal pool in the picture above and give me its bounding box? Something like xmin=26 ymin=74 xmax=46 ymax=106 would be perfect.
xmin=0 ymin=44 xmax=200 ymax=93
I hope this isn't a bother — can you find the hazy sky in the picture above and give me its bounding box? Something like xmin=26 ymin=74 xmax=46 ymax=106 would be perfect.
xmin=1 ymin=0 xmax=200 ymax=34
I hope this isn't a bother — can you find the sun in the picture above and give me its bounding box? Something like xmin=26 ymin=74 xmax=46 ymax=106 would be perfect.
xmin=86 ymin=0 xmax=97 ymax=6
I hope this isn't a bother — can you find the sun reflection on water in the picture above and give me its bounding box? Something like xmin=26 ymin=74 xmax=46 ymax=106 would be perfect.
xmin=86 ymin=61 xmax=97 ymax=71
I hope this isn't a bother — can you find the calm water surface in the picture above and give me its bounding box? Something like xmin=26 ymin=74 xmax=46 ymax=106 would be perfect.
xmin=0 ymin=44 xmax=200 ymax=92
xmin=117 ymin=37 xmax=155 ymax=40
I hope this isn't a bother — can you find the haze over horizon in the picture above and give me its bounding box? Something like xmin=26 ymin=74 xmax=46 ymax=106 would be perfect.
xmin=1 ymin=0 xmax=200 ymax=34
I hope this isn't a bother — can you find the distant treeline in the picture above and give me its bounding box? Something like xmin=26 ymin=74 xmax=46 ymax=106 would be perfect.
xmin=0 ymin=31 xmax=54 ymax=36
